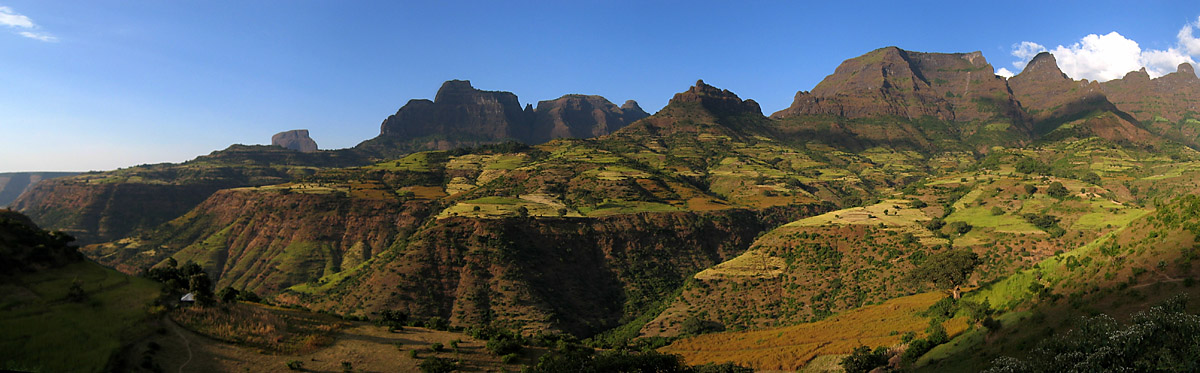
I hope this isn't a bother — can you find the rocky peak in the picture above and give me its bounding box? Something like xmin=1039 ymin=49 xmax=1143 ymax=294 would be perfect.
xmin=271 ymin=129 xmax=318 ymax=153
xmin=376 ymin=79 xmax=529 ymax=143
xmin=668 ymin=80 xmax=762 ymax=117
xmin=1179 ymin=63 xmax=1196 ymax=76
xmin=774 ymin=47 xmax=1016 ymax=123
xmin=530 ymin=94 xmax=648 ymax=142
xmin=433 ymin=80 xmax=480 ymax=102
xmin=1100 ymin=60 xmax=1200 ymax=123
xmin=1121 ymin=68 xmax=1151 ymax=82
xmin=621 ymin=100 xmax=647 ymax=115
xmin=1018 ymin=52 xmax=1069 ymax=81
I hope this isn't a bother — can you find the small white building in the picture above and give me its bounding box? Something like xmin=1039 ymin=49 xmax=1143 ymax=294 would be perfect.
xmin=180 ymin=292 xmax=195 ymax=302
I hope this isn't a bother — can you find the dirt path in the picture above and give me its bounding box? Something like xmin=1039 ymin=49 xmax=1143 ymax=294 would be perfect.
xmin=168 ymin=320 xmax=193 ymax=373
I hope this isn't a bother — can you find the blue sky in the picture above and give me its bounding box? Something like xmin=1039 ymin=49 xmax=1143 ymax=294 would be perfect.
xmin=2 ymin=1 xmax=1199 ymax=172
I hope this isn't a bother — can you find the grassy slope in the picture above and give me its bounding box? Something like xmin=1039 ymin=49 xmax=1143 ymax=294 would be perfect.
xmin=661 ymin=292 xmax=968 ymax=371
xmin=917 ymin=194 xmax=1200 ymax=371
xmin=0 ymin=260 xmax=161 ymax=372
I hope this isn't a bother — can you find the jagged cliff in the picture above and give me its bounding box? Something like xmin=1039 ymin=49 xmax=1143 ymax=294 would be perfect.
xmin=83 ymin=188 xmax=435 ymax=294
xmin=770 ymin=47 xmax=1031 ymax=152
xmin=530 ymin=94 xmax=648 ymax=143
xmin=1100 ymin=63 xmax=1200 ymax=148
xmin=356 ymin=80 xmax=647 ymax=158
xmin=0 ymin=172 xmax=77 ymax=207
xmin=1008 ymin=52 xmax=1157 ymax=145
xmin=12 ymin=145 xmax=370 ymax=244
xmin=272 ymin=129 xmax=319 ymax=152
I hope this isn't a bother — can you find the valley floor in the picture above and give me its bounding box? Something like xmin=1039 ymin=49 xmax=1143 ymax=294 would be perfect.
xmin=123 ymin=313 xmax=526 ymax=372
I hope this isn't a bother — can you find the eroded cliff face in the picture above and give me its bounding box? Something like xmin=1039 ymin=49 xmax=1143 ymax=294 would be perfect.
xmin=13 ymin=181 xmax=232 ymax=244
xmin=1100 ymin=63 xmax=1200 ymax=148
xmin=774 ymin=47 xmax=1021 ymax=123
xmin=1101 ymin=63 xmax=1200 ymax=123
xmin=0 ymin=172 xmax=77 ymax=207
xmin=770 ymin=47 xmax=1031 ymax=152
xmin=12 ymin=145 xmax=370 ymax=244
xmin=271 ymin=129 xmax=319 ymax=152
xmin=358 ymin=80 xmax=648 ymax=158
xmin=83 ymin=188 xmax=435 ymax=295
xmin=1004 ymin=52 xmax=1156 ymax=146
xmin=288 ymin=204 xmax=827 ymax=336
xmin=530 ymin=94 xmax=648 ymax=143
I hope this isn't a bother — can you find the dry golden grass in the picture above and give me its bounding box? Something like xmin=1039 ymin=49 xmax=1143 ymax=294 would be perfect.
xmin=661 ymin=292 xmax=968 ymax=371
xmin=401 ymin=185 xmax=448 ymax=199
xmin=171 ymin=302 xmax=349 ymax=354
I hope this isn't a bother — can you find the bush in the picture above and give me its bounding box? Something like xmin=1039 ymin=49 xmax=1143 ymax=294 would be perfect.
xmin=486 ymin=337 xmax=522 ymax=355
xmin=502 ymin=353 xmax=519 ymax=364
xmin=693 ymin=362 xmax=755 ymax=373
xmin=841 ymin=345 xmax=889 ymax=373
xmin=419 ymin=357 xmax=458 ymax=373
xmin=431 ymin=342 xmax=445 ymax=352
xmin=1046 ymin=181 xmax=1069 ymax=199
xmin=949 ymin=221 xmax=973 ymax=234
xmin=285 ymin=360 xmax=303 ymax=370
xmin=217 ymin=287 xmax=239 ymax=303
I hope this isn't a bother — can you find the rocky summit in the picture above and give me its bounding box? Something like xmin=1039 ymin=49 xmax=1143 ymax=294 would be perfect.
xmin=358 ymin=80 xmax=647 ymax=157
xmin=271 ymin=129 xmax=319 ymax=152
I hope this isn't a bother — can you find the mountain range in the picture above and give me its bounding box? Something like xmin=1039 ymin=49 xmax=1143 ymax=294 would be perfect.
xmin=8 ymin=46 xmax=1200 ymax=371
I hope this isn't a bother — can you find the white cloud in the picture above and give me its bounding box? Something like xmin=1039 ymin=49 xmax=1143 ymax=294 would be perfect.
xmin=1049 ymin=32 xmax=1145 ymax=81
xmin=0 ymin=5 xmax=55 ymax=42
xmin=19 ymin=30 xmax=55 ymax=42
xmin=1006 ymin=17 xmax=1200 ymax=81
xmin=1010 ymin=41 xmax=1046 ymax=70
xmin=0 ymin=6 xmax=33 ymax=28
xmin=995 ymin=67 xmax=1015 ymax=78
xmin=1180 ymin=16 xmax=1200 ymax=55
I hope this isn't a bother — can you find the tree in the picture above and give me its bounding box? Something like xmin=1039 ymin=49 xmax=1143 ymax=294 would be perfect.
xmin=948 ymin=221 xmax=973 ymax=235
xmin=841 ymin=345 xmax=889 ymax=373
xmin=66 ymin=279 xmax=87 ymax=302
xmin=1024 ymin=184 xmax=1038 ymax=195
xmin=1046 ymin=181 xmax=1069 ymax=199
xmin=217 ymin=286 xmax=240 ymax=303
xmin=908 ymin=250 xmax=980 ymax=299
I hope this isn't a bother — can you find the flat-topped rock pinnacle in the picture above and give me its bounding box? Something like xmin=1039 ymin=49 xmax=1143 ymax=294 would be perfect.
xmin=271 ymin=129 xmax=318 ymax=152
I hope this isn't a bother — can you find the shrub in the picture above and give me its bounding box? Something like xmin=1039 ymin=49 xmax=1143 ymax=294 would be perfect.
xmin=1046 ymin=181 xmax=1069 ymax=199
xmin=419 ymin=357 xmax=457 ymax=373
xmin=285 ymin=360 xmax=303 ymax=370
xmin=486 ymin=337 xmax=522 ymax=355
xmin=502 ymin=353 xmax=519 ymax=364
xmin=431 ymin=342 xmax=445 ymax=352
xmin=841 ymin=345 xmax=889 ymax=373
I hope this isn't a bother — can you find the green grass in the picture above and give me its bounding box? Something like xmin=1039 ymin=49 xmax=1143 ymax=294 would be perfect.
xmin=464 ymin=197 xmax=523 ymax=205
xmin=482 ymin=154 xmax=528 ymax=170
xmin=1072 ymin=208 xmax=1148 ymax=230
xmin=944 ymin=206 xmax=1040 ymax=233
xmin=0 ymin=261 xmax=161 ymax=372
xmin=579 ymin=200 xmax=682 ymax=216
xmin=372 ymin=152 xmax=435 ymax=172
